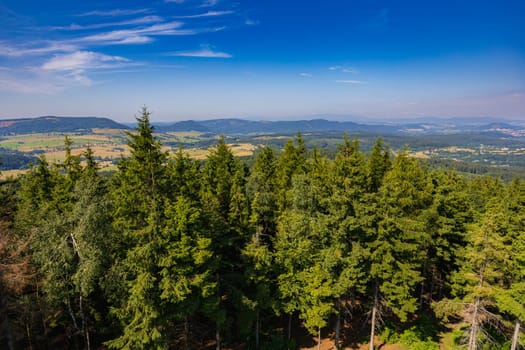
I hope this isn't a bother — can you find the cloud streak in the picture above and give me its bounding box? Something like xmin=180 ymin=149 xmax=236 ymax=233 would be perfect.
xmin=41 ymin=51 xmax=129 ymax=72
xmin=75 ymin=9 xmax=151 ymax=17
xmin=77 ymin=22 xmax=197 ymax=45
xmin=169 ymin=46 xmax=232 ymax=58
xmin=173 ymin=10 xmax=234 ymax=19
xmin=0 ymin=42 xmax=79 ymax=57
xmin=329 ymin=65 xmax=359 ymax=74
xmin=50 ymin=16 xmax=163 ymax=31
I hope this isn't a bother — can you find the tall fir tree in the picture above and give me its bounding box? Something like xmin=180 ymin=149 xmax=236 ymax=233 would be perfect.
xmin=329 ymin=136 xmax=369 ymax=348
xmin=200 ymin=136 xmax=249 ymax=349
xmin=275 ymin=152 xmax=337 ymax=349
xmin=158 ymin=148 xmax=215 ymax=349
xmin=366 ymin=137 xmax=391 ymax=193
xmin=107 ymin=107 xmax=169 ymax=350
xmin=366 ymin=150 xmax=432 ymax=349
xmin=276 ymin=132 xmax=308 ymax=211
xmin=243 ymin=146 xmax=279 ymax=348
xmin=421 ymin=170 xmax=470 ymax=305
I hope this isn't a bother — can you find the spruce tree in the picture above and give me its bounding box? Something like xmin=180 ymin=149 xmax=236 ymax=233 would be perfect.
xmin=275 ymin=153 xmax=336 ymax=348
xmin=276 ymin=132 xmax=308 ymax=211
xmin=366 ymin=137 xmax=391 ymax=193
xmin=329 ymin=136 xmax=369 ymax=348
xmin=159 ymin=148 xmax=215 ymax=349
xmin=421 ymin=170 xmax=470 ymax=305
xmin=243 ymin=146 xmax=279 ymax=348
xmin=107 ymin=107 xmax=169 ymax=350
xmin=366 ymin=150 xmax=432 ymax=349
xmin=200 ymin=136 xmax=249 ymax=349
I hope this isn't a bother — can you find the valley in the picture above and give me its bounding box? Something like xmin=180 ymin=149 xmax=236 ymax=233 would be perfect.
xmin=1 ymin=116 xmax=524 ymax=181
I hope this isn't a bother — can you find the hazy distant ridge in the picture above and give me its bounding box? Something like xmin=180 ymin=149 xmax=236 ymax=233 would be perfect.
xmin=157 ymin=118 xmax=400 ymax=134
xmin=0 ymin=116 xmax=129 ymax=135
xmin=1 ymin=116 xmax=524 ymax=137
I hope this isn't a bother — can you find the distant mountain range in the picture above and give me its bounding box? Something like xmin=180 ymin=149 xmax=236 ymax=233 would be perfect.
xmin=0 ymin=116 xmax=128 ymax=135
xmin=155 ymin=118 xmax=525 ymax=137
xmin=1 ymin=116 xmax=524 ymax=137
xmin=155 ymin=118 xmax=400 ymax=134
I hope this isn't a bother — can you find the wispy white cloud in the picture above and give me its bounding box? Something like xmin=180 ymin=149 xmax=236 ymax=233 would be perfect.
xmin=245 ymin=19 xmax=259 ymax=26
xmin=335 ymin=80 xmax=366 ymax=84
xmin=77 ymin=22 xmax=196 ymax=45
xmin=36 ymin=51 xmax=132 ymax=89
xmin=165 ymin=0 xmax=220 ymax=7
xmin=1 ymin=20 xmax=200 ymax=58
xmin=0 ymin=41 xmax=78 ymax=57
xmin=173 ymin=10 xmax=234 ymax=19
xmin=300 ymin=73 xmax=312 ymax=77
xmin=169 ymin=44 xmax=231 ymax=58
xmin=75 ymin=9 xmax=151 ymax=17
xmin=2 ymin=1 xmax=239 ymax=59
xmin=41 ymin=51 xmax=129 ymax=72
xmin=329 ymin=65 xmax=359 ymax=74
xmin=50 ymin=16 xmax=163 ymax=31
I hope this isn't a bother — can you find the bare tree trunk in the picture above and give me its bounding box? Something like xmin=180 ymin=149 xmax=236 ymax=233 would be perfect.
xmin=67 ymin=294 xmax=79 ymax=331
xmin=216 ymin=325 xmax=221 ymax=350
xmin=79 ymin=295 xmax=91 ymax=350
xmin=469 ymin=226 xmax=489 ymax=350
xmin=67 ymin=292 xmax=81 ymax=350
xmin=335 ymin=299 xmax=341 ymax=350
xmin=369 ymin=283 xmax=379 ymax=350
xmin=255 ymin=309 xmax=260 ymax=349
xmin=468 ymin=297 xmax=480 ymax=350
xmin=317 ymin=327 xmax=321 ymax=350
xmin=26 ymin=321 xmax=33 ymax=350
xmin=85 ymin=326 xmax=91 ymax=350
xmin=511 ymin=320 xmax=520 ymax=350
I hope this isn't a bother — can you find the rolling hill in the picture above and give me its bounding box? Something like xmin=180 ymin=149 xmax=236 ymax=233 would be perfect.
xmin=0 ymin=116 xmax=128 ymax=135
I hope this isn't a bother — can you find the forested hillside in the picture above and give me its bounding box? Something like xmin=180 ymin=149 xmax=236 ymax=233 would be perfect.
xmin=0 ymin=116 xmax=128 ymax=136
xmin=1 ymin=108 xmax=523 ymax=350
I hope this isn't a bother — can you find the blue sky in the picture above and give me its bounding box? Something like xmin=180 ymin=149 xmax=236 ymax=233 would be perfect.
xmin=0 ymin=0 xmax=523 ymax=122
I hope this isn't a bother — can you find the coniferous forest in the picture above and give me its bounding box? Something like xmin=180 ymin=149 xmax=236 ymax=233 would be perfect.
xmin=1 ymin=108 xmax=524 ymax=350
